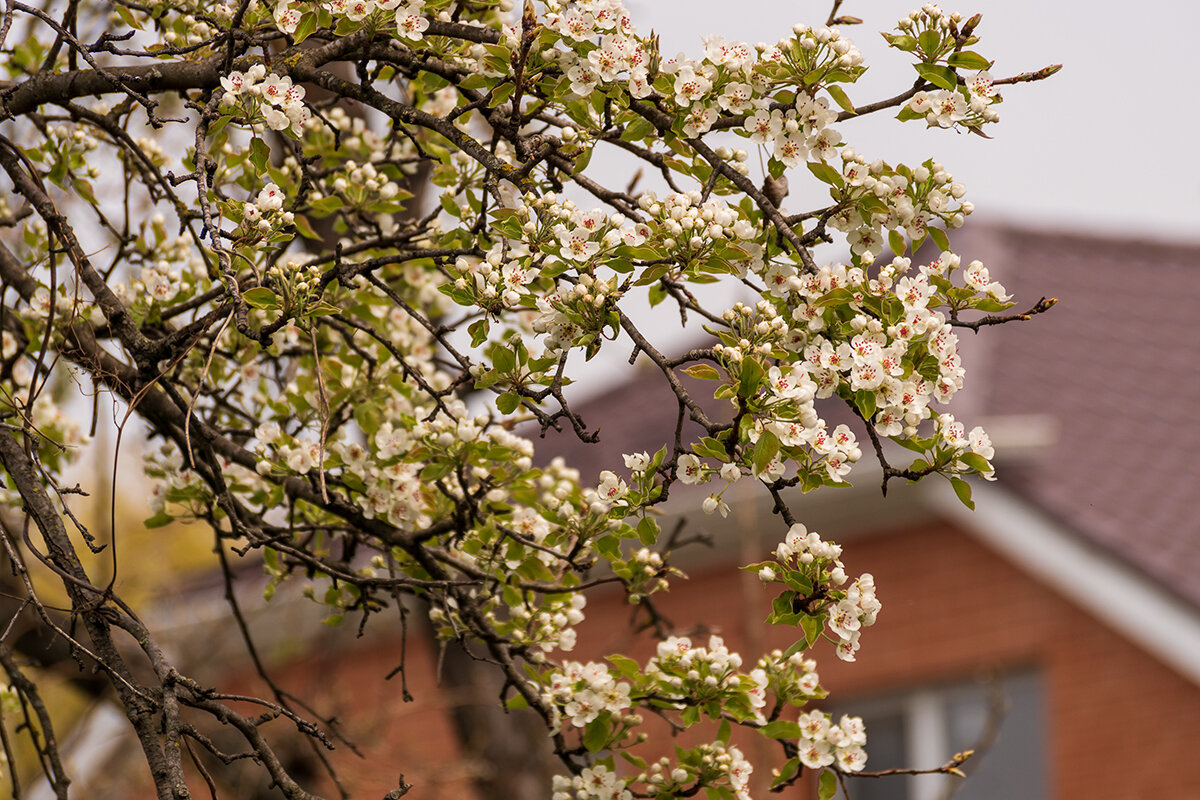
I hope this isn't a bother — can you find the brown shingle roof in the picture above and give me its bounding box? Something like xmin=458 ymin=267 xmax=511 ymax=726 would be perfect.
xmin=971 ymin=224 xmax=1200 ymax=607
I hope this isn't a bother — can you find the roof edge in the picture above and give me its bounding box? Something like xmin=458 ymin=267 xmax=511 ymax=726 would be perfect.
xmin=922 ymin=481 xmax=1200 ymax=687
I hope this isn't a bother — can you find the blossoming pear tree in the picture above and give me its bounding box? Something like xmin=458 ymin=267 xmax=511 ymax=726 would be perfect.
xmin=0 ymin=0 xmax=1057 ymax=796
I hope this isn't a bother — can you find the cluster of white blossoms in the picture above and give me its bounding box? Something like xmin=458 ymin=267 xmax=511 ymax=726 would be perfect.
xmin=551 ymin=764 xmax=633 ymax=800
xmin=764 ymin=523 xmax=881 ymax=662
xmin=61 ymin=2 xmax=1042 ymax=796
xmin=543 ymin=0 xmax=862 ymax=156
xmin=41 ymin=123 xmax=100 ymax=176
xmin=451 ymin=247 xmax=541 ymax=312
xmin=744 ymin=89 xmax=841 ymax=168
xmin=798 ymin=710 xmax=869 ymax=772
xmin=259 ymin=257 xmax=327 ymax=319
xmin=894 ymin=4 xmax=1002 ymax=130
xmin=756 ymin=650 xmax=824 ymax=700
xmin=909 ymin=73 xmax=997 ymax=129
xmin=325 ymin=160 xmax=404 ymax=209
xmin=139 ymin=260 xmax=184 ymax=305
xmin=828 ymin=573 xmax=881 ymax=662
xmin=240 ymin=182 xmax=296 ymax=240
xmin=541 ymin=660 xmax=634 ymax=730
xmin=114 ymin=216 xmax=207 ymax=308
xmin=636 ymin=190 xmax=758 ymax=253
xmin=274 ymin=0 xmax=428 ymax=38
xmin=784 ymin=251 xmax=990 ymax=432
xmin=218 ymin=65 xmax=310 ymax=135
xmin=938 ymin=413 xmax=996 ymax=477
xmin=519 ymin=192 xmax=652 ymax=260
xmin=638 ymin=742 xmax=754 ymax=800
xmin=831 ymin=154 xmax=973 ymax=261
xmin=509 ymin=593 xmax=588 ymax=655
xmin=529 ymin=272 xmax=621 ymax=356
xmin=645 ymin=635 xmax=769 ymax=721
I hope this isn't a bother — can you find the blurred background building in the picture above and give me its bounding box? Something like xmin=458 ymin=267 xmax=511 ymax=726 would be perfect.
xmin=38 ymin=223 xmax=1200 ymax=799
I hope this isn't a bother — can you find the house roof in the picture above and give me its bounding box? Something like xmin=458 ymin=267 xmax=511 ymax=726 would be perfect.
xmin=526 ymin=222 xmax=1200 ymax=609
xmin=974 ymin=225 xmax=1200 ymax=608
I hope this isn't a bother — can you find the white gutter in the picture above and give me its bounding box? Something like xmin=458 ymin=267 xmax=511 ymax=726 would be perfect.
xmin=924 ymin=480 xmax=1200 ymax=687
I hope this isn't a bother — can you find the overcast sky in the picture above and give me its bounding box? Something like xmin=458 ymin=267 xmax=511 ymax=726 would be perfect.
xmin=624 ymin=0 xmax=1200 ymax=243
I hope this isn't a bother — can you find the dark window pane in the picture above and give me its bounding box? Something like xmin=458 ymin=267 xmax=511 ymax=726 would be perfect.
xmin=948 ymin=672 xmax=1046 ymax=800
xmin=836 ymin=709 xmax=907 ymax=800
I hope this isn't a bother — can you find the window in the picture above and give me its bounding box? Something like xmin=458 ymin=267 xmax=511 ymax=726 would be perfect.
xmin=830 ymin=670 xmax=1047 ymax=800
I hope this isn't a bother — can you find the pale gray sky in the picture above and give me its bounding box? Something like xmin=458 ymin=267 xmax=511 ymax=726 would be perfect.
xmin=626 ymin=0 xmax=1200 ymax=242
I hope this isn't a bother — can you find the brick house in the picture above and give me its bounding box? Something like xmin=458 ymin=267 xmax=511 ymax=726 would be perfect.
xmin=52 ymin=224 xmax=1200 ymax=799
xmin=521 ymin=223 xmax=1200 ymax=799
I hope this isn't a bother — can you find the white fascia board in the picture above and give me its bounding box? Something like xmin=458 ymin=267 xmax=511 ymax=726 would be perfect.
xmin=923 ymin=480 xmax=1200 ymax=687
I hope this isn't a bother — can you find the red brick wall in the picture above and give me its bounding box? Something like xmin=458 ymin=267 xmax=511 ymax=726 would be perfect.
xmin=205 ymin=520 xmax=1200 ymax=799
xmin=591 ymin=522 xmax=1200 ymax=799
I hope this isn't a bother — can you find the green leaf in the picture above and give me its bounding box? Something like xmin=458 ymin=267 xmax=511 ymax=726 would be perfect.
xmin=308 ymin=195 xmax=343 ymax=216
xmin=800 ymin=613 xmax=823 ymax=648
xmin=807 ymin=161 xmax=844 ymax=187
xmin=353 ymin=401 xmax=380 ymax=435
xmin=928 ymin=226 xmax=950 ymax=252
xmin=420 ymin=461 xmax=455 ymax=481
xmin=957 ymin=452 xmax=992 ymax=474
xmin=207 ymin=115 xmax=230 ymax=140
xmin=882 ymin=33 xmax=918 ymax=52
xmin=917 ymin=29 xmax=942 ymax=57
xmin=647 ymin=282 xmax=667 ymax=307
xmin=505 ymin=693 xmax=529 ymax=710
xmin=491 ymin=346 xmax=516 ymax=373
xmin=469 ymin=319 xmax=490 ymax=347
xmin=305 ymin=300 xmax=340 ymax=318
xmin=950 ymin=476 xmax=975 ymax=510
xmin=249 ymin=137 xmax=271 ymax=173
xmin=637 ymin=516 xmax=659 ymax=545
xmin=439 ymin=194 xmax=462 ymax=218
xmin=854 ymin=390 xmax=877 ymax=421
xmin=915 ymin=62 xmax=958 ymax=91
xmin=583 ymin=718 xmax=609 ymax=752
xmin=594 ymin=534 xmax=621 ymax=561
xmin=293 ymin=214 xmax=321 ymax=240
xmin=759 ymin=720 xmax=804 ymax=739
xmin=242 ymin=287 xmax=279 ymax=310
xmin=460 ymin=73 xmax=488 ymax=91
xmin=693 ymin=437 xmax=729 ymax=461
xmin=293 ymin=12 xmax=318 ymax=43
xmin=73 ymin=178 xmax=97 ymax=206
xmin=771 ymin=758 xmax=801 ymax=790
xmin=971 ymin=297 xmax=1015 ymax=313
xmin=779 ymin=638 xmax=806 ymax=662
xmin=818 ymin=769 xmax=838 ymax=800
xmin=889 ymin=229 xmax=907 ymax=257
xmin=606 ymin=653 xmax=641 ymax=678
xmin=620 ymin=752 xmax=648 ymax=770
xmin=737 ymin=357 xmax=764 ymax=398
xmin=681 ymin=364 xmax=721 ymax=381
xmin=496 ymin=392 xmax=521 ymax=414
xmin=143 ymin=511 xmax=173 ymax=529
xmin=753 ymin=430 xmax=780 ymax=476
xmin=621 ymin=116 xmax=657 ymax=142
xmin=488 ymin=82 xmax=515 ymax=108
xmin=948 ymin=51 xmax=993 ymax=70
xmin=825 ymin=84 xmax=856 ymax=115
xmin=116 ymin=5 xmax=144 ymax=30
